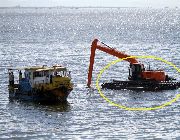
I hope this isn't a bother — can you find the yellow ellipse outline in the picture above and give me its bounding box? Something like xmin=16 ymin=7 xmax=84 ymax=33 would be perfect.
xmin=96 ymin=55 xmax=180 ymax=111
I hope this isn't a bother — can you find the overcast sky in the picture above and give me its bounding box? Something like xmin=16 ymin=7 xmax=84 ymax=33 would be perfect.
xmin=0 ymin=0 xmax=179 ymax=8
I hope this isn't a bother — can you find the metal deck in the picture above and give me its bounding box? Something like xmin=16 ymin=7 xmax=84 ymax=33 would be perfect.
xmin=101 ymin=80 xmax=180 ymax=91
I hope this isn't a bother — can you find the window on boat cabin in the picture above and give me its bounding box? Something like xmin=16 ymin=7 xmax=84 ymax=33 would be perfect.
xmin=24 ymin=71 xmax=28 ymax=79
xmin=33 ymin=71 xmax=49 ymax=77
xmin=34 ymin=72 xmax=43 ymax=77
xmin=29 ymin=72 xmax=31 ymax=79
xmin=44 ymin=70 xmax=49 ymax=77
xmin=34 ymin=72 xmax=38 ymax=77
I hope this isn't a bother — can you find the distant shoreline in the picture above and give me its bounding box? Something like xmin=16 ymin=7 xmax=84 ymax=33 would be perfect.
xmin=0 ymin=6 xmax=178 ymax=9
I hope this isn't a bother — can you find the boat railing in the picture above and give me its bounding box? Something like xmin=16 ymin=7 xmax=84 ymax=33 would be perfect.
xmin=14 ymin=80 xmax=19 ymax=84
xmin=54 ymin=71 xmax=71 ymax=78
xmin=34 ymin=80 xmax=45 ymax=85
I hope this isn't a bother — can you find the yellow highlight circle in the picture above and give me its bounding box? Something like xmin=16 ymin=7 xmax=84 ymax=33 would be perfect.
xmin=96 ymin=55 xmax=180 ymax=111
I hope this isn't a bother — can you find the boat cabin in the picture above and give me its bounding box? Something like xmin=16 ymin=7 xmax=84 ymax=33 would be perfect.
xmin=8 ymin=65 xmax=71 ymax=88
xmin=25 ymin=65 xmax=71 ymax=87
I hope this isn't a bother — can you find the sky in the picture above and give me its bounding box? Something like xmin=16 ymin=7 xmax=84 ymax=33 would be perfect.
xmin=0 ymin=0 xmax=179 ymax=8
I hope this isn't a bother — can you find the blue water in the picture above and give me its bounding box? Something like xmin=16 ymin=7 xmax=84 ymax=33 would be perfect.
xmin=0 ymin=7 xmax=180 ymax=139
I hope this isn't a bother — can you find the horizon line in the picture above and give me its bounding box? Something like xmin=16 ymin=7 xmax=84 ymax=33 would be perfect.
xmin=0 ymin=6 xmax=178 ymax=9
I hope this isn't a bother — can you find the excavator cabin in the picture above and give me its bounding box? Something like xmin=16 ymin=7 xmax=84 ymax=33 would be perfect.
xmin=128 ymin=63 xmax=166 ymax=81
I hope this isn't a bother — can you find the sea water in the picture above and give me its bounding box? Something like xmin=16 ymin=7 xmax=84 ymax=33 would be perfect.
xmin=0 ymin=7 xmax=180 ymax=139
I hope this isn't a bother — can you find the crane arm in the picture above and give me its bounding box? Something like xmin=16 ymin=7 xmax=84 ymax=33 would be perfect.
xmin=87 ymin=39 xmax=138 ymax=87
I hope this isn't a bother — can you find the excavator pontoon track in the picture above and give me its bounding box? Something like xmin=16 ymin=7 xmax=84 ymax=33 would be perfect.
xmin=102 ymin=80 xmax=180 ymax=91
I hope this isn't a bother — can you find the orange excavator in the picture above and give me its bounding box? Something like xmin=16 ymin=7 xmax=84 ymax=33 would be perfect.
xmin=87 ymin=39 xmax=180 ymax=90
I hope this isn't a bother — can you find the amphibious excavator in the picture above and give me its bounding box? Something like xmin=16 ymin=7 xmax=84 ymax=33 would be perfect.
xmin=87 ymin=39 xmax=180 ymax=91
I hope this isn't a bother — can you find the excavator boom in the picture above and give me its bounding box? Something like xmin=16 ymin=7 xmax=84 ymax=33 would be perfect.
xmin=87 ymin=39 xmax=138 ymax=87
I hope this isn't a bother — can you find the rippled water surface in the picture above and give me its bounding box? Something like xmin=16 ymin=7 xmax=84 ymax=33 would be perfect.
xmin=0 ymin=7 xmax=180 ymax=139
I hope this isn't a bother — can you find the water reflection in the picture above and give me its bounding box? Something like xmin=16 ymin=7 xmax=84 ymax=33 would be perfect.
xmin=39 ymin=102 xmax=71 ymax=112
xmin=9 ymin=99 xmax=71 ymax=112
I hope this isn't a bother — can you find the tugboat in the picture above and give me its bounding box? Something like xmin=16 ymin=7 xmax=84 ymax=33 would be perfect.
xmin=87 ymin=39 xmax=180 ymax=91
xmin=8 ymin=65 xmax=73 ymax=102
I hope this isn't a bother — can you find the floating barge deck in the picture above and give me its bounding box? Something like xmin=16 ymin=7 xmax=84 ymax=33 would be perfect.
xmin=102 ymin=80 xmax=180 ymax=91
